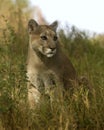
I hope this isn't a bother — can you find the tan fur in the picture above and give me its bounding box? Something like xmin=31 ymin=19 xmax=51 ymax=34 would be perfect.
xmin=27 ymin=19 xmax=77 ymax=107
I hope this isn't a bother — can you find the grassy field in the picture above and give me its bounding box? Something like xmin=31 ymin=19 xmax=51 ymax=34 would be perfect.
xmin=0 ymin=22 xmax=104 ymax=130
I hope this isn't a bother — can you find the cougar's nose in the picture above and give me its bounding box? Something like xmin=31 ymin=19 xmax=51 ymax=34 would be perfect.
xmin=50 ymin=47 xmax=56 ymax=51
xmin=49 ymin=42 xmax=56 ymax=51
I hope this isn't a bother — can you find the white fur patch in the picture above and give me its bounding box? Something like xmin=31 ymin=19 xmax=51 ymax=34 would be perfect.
xmin=45 ymin=48 xmax=56 ymax=58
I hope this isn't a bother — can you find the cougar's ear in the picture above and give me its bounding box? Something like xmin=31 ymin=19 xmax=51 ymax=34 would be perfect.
xmin=28 ymin=19 xmax=38 ymax=33
xmin=50 ymin=21 xmax=58 ymax=32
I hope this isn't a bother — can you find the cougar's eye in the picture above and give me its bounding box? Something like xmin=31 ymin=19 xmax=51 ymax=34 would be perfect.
xmin=41 ymin=35 xmax=47 ymax=40
xmin=53 ymin=36 xmax=58 ymax=41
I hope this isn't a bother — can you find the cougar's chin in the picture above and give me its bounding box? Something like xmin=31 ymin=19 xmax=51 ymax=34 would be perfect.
xmin=46 ymin=53 xmax=55 ymax=58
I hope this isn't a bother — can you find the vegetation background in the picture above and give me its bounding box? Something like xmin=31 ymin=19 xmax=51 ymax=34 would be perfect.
xmin=0 ymin=0 xmax=104 ymax=130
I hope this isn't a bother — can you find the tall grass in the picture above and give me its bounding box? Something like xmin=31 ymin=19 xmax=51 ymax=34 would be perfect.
xmin=0 ymin=21 xmax=104 ymax=130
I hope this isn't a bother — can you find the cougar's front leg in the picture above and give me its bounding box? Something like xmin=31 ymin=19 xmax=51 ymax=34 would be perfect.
xmin=27 ymin=82 xmax=40 ymax=108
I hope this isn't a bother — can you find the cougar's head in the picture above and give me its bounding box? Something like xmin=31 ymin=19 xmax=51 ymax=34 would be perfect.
xmin=28 ymin=19 xmax=58 ymax=58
